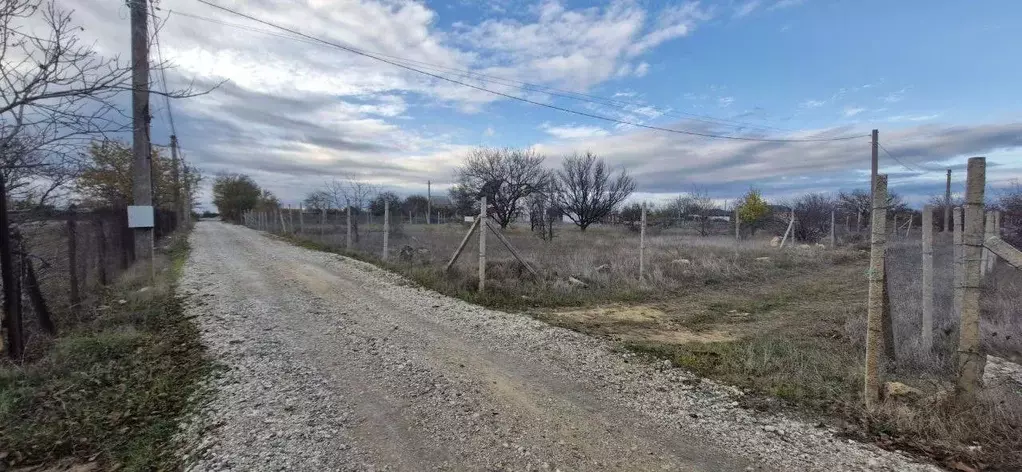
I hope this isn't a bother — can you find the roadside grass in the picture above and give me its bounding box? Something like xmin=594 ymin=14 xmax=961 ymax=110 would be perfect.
xmin=0 ymin=234 xmax=208 ymax=471
xmin=275 ymin=223 xmax=1022 ymax=470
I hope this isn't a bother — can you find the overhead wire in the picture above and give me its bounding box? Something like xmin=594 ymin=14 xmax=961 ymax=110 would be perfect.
xmin=169 ymin=9 xmax=790 ymax=134
xmin=149 ymin=0 xmax=178 ymax=137
xmin=193 ymin=0 xmax=868 ymax=143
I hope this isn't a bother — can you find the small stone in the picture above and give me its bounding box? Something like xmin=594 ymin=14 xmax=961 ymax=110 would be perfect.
xmin=671 ymin=258 xmax=691 ymax=265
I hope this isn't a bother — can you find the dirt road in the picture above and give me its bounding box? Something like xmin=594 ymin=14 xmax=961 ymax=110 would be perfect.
xmin=177 ymin=222 xmax=936 ymax=471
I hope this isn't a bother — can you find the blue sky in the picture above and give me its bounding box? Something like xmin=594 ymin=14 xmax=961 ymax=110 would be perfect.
xmin=65 ymin=0 xmax=1022 ymax=208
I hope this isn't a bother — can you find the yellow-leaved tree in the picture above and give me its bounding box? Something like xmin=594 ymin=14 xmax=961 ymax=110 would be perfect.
xmin=77 ymin=140 xmax=200 ymax=211
xmin=737 ymin=188 xmax=770 ymax=235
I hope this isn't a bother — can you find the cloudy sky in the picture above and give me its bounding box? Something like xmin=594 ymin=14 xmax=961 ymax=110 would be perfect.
xmin=64 ymin=0 xmax=1022 ymax=208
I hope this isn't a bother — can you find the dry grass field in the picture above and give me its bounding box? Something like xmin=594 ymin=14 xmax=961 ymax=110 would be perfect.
xmin=277 ymin=219 xmax=1022 ymax=469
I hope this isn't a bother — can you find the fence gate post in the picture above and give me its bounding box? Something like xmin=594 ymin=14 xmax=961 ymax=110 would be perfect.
xmin=957 ymin=157 xmax=986 ymax=396
xmin=478 ymin=197 xmax=486 ymax=292
xmin=864 ymin=174 xmax=888 ymax=408
xmin=921 ymin=205 xmax=934 ymax=353
xmin=382 ymin=200 xmax=390 ymax=260
xmin=639 ymin=203 xmax=647 ymax=280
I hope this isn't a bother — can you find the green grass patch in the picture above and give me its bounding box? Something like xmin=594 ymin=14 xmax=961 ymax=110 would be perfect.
xmin=0 ymin=234 xmax=209 ymax=471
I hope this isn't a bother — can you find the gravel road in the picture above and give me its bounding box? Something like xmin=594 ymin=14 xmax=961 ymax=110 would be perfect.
xmin=177 ymin=222 xmax=938 ymax=471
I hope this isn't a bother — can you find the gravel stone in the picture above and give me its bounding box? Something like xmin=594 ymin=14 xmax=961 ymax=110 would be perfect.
xmin=176 ymin=222 xmax=940 ymax=471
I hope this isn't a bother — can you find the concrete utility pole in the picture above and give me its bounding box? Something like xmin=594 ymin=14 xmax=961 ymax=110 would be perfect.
xmin=427 ymin=180 xmax=431 ymax=225
xmin=130 ymin=0 xmax=153 ymax=260
xmin=944 ymin=169 xmax=952 ymax=233
xmin=870 ymin=129 xmax=879 ymax=206
xmin=170 ymin=135 xmax=183 ymax=226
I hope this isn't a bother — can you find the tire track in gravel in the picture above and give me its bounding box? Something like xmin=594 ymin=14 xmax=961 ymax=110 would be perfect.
xmin=179 ymin=222 xmax=941 ymax=472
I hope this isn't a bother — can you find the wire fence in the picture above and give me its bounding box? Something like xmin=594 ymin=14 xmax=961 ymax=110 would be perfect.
xmin=2 ymin=207 xmax=179 ymax=358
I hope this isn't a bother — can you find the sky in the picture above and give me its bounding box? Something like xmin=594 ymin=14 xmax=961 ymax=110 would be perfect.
xmin=57 ymin=0 xmax=1022 ymax=209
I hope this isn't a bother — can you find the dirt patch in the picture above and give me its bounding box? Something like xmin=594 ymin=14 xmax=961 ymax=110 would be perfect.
xmin=541 ymin=305 xmax=736 ymax=344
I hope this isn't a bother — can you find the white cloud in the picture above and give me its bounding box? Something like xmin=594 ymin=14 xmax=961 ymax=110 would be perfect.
xmin=734 ymin=0 xmax=762 ymax=18
xmin=541 ymin=123 xmax=610 ymax=139
xmin=843 ymin=107 xmax=866 ymax=117
xmin=769 ymin=0 xmax=806 ymax=10
xmin=884 ymin=113 xmax=942 ymax=122
xmin=718 ymin=96 xmax=735 ymax=107
xmin=627 ymin=3 xmax=712 ymax=56
xmin=633 ymin=62 xmax=650 ymax=77
xmin=484 ymin=126 xmax=496 ymax=137
xmin=800 ymin=99 xmax=826 ymax=108
xmin=883 ymin=88 xmax=908 ymax=103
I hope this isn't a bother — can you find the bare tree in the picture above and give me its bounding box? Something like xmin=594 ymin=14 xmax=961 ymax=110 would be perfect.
xmin=303 ymin=190 xmax=331 ymax=211
xmin=786 ymin=193 xmax=836 ymax=243
xmin=455 ymin=147 xmax=548 ymax=229
xmin=552 ymin=152 xmax=635 ymax=232
xmin=322 ymin=176 xmax=379 ymax=242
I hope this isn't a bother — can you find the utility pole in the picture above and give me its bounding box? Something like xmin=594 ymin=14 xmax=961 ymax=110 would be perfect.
xmin=944 ymin=169 xmax=952 ymax=233
xmin=427 ymin=180 xmax=432 ymax=225
xmin=171 ymin=135 xmax=182 ymax=227
xmin=870 ymin=129 xmax=879 ymax=206
xmin=130 ymin=0 xmax=153 ymax=260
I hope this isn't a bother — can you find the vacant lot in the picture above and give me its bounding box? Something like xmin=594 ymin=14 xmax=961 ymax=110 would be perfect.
xmin=274 ymin=218 xmax=1022 ymax=470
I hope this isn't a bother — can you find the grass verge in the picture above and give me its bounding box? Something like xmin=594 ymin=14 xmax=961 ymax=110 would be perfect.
xmin=0 ymin=234 xmax=209 ymax=471
xmin=278 ymin=230 xmax=1022 ymax=470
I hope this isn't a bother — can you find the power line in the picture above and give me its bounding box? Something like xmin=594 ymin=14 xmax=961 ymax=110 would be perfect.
xmin=878 ymin=141 xmax=947 ymax=174
xmin=877 ymin=142 xmax=923 ymax=172
xmin=193 ymin=0 xmax=868 ymax=143
xmin=169 ymin=9 xmax=790 ymax=134
xmin=149 ymin=0 xmax=177 ymax=137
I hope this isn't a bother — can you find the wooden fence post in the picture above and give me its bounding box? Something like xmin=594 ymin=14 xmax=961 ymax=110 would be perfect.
xmin=953 ymin=206 xmax=964 ymax=323
xmin=478 ymin=197 xmax=486 ymax=292
xmin=957 ymin=157 xmax=986 ymax=396
xmin=382 ymin=200 xmax=390 ymax=260
xmin=299 ymin=204 xmax=304 ymax=234
xmin=639 ymin=203 xmax=646 ymax=280
xmin=921 ymin=205 xmax=934 ymax=353
xmin=67 ymin=211 xmax=81 ymax=315
xmin=278 ymin=208 xmax=287 ymax=234
xmin=864 ymin=174 xmax=888 ymax=408
xmin=892 ymin=214 xmax=898 ymax=238
xmin=346 ymin=206 xmax=352 ymax=251
xmin=779 ymin=209 xmax=795 ymax=249
xmin=95 ymin=219 xmax=108 ymax=286
xmin=735 ymin=211 xmax=741 ymax=255
xmin=320 ymin=208 xmax=326 ymax=239
xmin=444 ymin=218 xmax=479 ymax=271
xmin=905 ymin=214 xmax=913 ymax=238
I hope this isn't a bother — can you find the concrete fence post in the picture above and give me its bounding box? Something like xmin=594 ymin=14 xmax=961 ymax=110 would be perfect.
xmin=921 ymin=205 xmax=934 ymax=353
xmin=957 ymin=157 xmax=986 ymax=397
xmin=864 ymin=174 xmax=888 ymax=408
xmin=382 ymin=200 xmax=390 ymax=261
xmin=346 ymin=206 xmax=352 ymax=251
xmin=639 ymin=203 xmax=647 ymax=280
xmin=830 ymin=210 xmax=836 ymax=248
xmin=953 ymin=206 xmax=964 ymax=322
xmin=478 ymin=197 xmax=487 ymax=292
